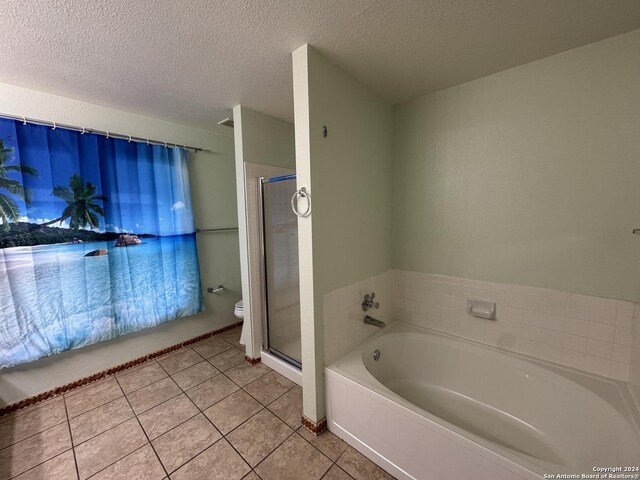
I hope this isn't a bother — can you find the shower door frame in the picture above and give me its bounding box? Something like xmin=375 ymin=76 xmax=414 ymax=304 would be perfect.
xmin=258 ymin=174 xmax=302 ymax=369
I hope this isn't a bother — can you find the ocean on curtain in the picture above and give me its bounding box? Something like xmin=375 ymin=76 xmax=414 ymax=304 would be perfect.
xmin=0 ymin=118 xmax=203 ymax=368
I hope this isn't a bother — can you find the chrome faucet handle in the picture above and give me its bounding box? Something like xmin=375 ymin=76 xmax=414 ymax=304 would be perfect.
xmin=361 ymin=292 xmax=380 ymax=311
xmin=370 ymin=292 xmax=379 ymax=309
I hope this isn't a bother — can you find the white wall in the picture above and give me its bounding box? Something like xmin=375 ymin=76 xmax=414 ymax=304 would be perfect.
xmin=232 ymin=105 xmax=296 ymax=360
xmin=0 ymin=83 xmax=240 ymax=406
xmin=293 ymin=45 xmax=394 ymax=422
xmin=393 ymin=29 xmax=640 ymax=303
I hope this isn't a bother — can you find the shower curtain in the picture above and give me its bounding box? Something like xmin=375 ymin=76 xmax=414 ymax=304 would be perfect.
xmin=0 ymin=118 xmax=203 ymax=368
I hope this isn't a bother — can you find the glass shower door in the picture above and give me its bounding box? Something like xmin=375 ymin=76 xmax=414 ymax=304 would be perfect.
xmin=260 ymin=175 xmax=301 ymax=367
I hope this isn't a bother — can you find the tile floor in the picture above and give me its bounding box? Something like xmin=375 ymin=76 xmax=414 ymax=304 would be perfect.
xmin=0 ymin=327 xmax=395 ymax=480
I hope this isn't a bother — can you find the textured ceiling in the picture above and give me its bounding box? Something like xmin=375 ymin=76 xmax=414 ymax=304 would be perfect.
xmin=1 ymin=1 xmax=640 ymax=129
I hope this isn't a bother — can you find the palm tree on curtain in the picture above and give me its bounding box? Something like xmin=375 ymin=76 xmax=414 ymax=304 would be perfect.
xmin=38 ymin=175 xmax=107 ymax=230
xmin=0 ymin=138 xmax=38 ymax=231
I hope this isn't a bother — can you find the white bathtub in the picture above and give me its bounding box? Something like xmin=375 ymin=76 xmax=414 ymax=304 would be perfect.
xmin=325 ymin=322 xmax=640 ymax=480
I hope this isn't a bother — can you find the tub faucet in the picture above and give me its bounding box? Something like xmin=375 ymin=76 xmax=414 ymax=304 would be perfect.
xmin=364 ymin=315 xmax=386 ymax=328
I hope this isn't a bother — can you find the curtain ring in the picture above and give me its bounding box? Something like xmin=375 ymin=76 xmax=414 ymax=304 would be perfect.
xmin=105 ymin=131 xmax=110 ymax=139
xmin=146 ymin=139 xmax=150 ymax=145
xmin=22 ymin=116 xmax=27 ymax=125
xmin=128 ymin=135 xmax=132 ymax=142
xmin=51 ymin=122 xmax=56 ymax=131
xmin=81 ymin=127 xmax=86 ymax=135
xmin=163 ymin=142 xmax=167 ymax=149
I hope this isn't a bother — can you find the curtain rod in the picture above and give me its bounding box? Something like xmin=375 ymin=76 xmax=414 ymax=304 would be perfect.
xmin=0 ymin=112 xmax=214 ymax=154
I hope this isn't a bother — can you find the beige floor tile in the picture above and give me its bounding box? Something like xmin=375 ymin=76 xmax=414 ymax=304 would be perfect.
xmin=0 ymin=398 xmax=67 ymax=449
xmin=91 ymin=444 xmax=165 ymax=480
xmin=69 ymin=396 xmax=134 ymax=445
xmin=243 ymin=371 xmax=294 ymax=405
xmin=152 ymin=414 xmax=221 ymax=473
xmin=137 ymin=393 xmax=199 ymax=440
xmin=74 ymin=417 xmax=147 ymax=479
xmin=116 ymin=362 xmax=168 ymax=394
xmin=64 ymin=377 xmax=123 ymax=418
xmin=126 ymin=377 xmax=181 ymax=415
xmin=226 ymin=409 xmax=292 ymax=467
xmin=170 ymin=439 xmax=250 ymax=480
xmin=254 ymin=434 xmax=332 ymax=480
xmin=185 ymin=375 xmax=239 ymax=410
xmin=222 ymin=329 xmax=242 ymax=346
xmin=171 ymin=361 xmax=219 ymax=390
xmin=242 ymin=473 xmax=259 ymax=480
xmin=0 ymin=397 xmax=61 ymax=424
xmin=336 ymin=447 xmax=395 ymax=480
xmin=267 ymin=385 xmax=302 ymax=429
xmin=323 ymin=465 xmax=355 ymax=480
xmin=225 ymin=362 xmax=270 ymax=387
xmin=0 ymin=423 xmax=71 ymax=479
xmin=207 ymin=348 xmax=245 ymax=372
xmin=157 ymin=349 xmax=204 ymax=375
xmin=203 ymin=390 xmax=262 ymax=435
xmin=297 ymin=427 xmax=348 ymax=461
xmin=191 ymin=338 xmax=233 ymax=359
xmin=12 ymin=450 xmax=77 ymax=480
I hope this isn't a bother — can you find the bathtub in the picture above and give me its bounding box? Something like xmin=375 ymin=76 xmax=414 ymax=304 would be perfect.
xmin=325 ymin=322 xmax=640 ymax=480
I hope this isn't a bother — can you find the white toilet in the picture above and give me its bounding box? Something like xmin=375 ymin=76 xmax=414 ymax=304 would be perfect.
xmin=234 ymin=300 xmax=244 ymax=319
xmin=235 ymin=300 xmax=248 ymax=346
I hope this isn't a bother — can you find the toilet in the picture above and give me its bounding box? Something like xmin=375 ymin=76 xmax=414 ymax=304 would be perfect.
xmin=234 ymin=300 xmax=244 ymax=319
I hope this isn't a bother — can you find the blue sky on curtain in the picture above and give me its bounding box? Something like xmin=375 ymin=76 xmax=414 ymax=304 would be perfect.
xmin=0 ymin=118 xmax=203 ymax=368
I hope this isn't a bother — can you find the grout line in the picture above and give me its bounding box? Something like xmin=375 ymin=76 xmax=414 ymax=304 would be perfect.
xmin=250 ymin=428 xmax=298 ymax=472
xmin=4 ymin=448 xmax=76 ymax=480
xmin=84 ymin=444 xmax=149 ymax=479
xmin=168 ymin=437 xmax=247 ymax=476
xmin=113 ymin=375 xmax=171 ymax=479
xmin=296 ymin=426 xmax=348 ymax=465
xmin=176 ymin=373 xmax=224 ymax=392
xmin=71 ymin=413 xmax=135 ymax=449
xmin=148 ymin=408 xmax=202 ymax=445
xmin=130 ymin=387 xmax=184 ymax=417
xmin=0 ymin=397 xmax=63 ymax=424
xmin=199 ymin=410 xmax=252 ymax=474
xmin=156 ymin=348 xmax=206 ymax=376
xmin=67 ymin=397 xmax=136 ymax=448
xmin=187 ymin=367 xmax=292 ymax=467
xmin=63 ymin=397 xmax=80 ymax=479
xmin=0 ymin=418 xmax=69 ymax=452
xmin=65 ymin=392 xmax=126 ymax=422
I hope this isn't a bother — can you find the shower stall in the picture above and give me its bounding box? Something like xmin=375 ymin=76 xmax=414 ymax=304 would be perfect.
xmin=259 ymin=175 xmax=301 ymax=368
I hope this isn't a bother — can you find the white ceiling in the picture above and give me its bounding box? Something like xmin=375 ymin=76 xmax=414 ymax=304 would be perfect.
xmin=1 ymin=1 xmax=639 ymax=129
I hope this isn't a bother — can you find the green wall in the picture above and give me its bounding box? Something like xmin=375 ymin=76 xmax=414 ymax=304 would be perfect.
xmin=239 ymin=106 xmax=296 ymax=169
xmin=393 ymin=29 xmax=640 ymax=301
xmin=307 ymin=47 xmax=395 ymax=303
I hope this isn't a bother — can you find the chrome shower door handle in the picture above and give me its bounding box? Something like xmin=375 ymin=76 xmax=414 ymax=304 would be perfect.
xmin=291 ymin=187 xmax=311 ymax=217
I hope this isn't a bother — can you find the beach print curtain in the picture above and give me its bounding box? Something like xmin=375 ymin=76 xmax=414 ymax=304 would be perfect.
xmin=0 ymin=119 xmax=203 ymax=368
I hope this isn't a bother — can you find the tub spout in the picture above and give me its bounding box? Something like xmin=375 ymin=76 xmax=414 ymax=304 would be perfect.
xmin=364 ymin=315 xmax=386 ymax=328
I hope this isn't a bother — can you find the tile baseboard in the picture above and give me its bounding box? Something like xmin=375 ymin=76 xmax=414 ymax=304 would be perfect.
xmin=301 ymin=415 xmax=327 ymax=436
xmin=244 ymin=355 xmax=262 ymax=365
xmin=0 ymin=321 xmax=243 ymax=418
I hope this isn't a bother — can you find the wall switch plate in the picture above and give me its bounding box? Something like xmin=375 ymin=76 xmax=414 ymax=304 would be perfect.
xmin=467 ymin=298 xmax=496 ymax=320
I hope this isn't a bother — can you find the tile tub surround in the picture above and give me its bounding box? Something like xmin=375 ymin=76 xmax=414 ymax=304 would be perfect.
xmin=0 ymin=325 xmax=396 ymax=480
xmin=323 ymin=271 xmax=394 ymax=365
xmin=393 ymin=270 xmax=635 ymax=381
